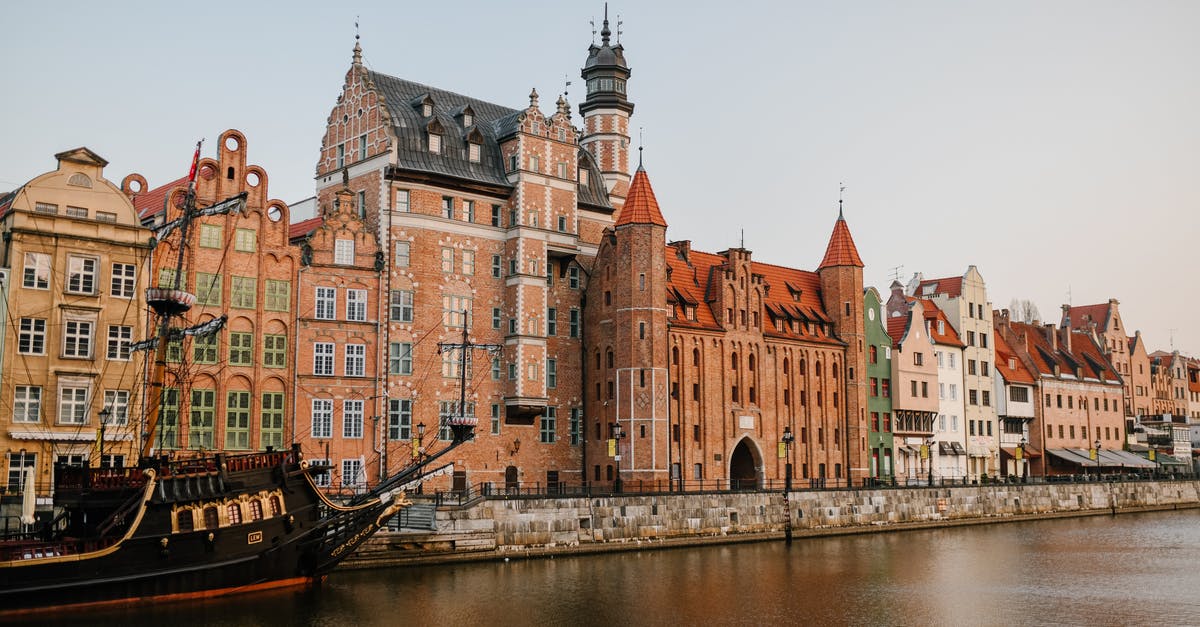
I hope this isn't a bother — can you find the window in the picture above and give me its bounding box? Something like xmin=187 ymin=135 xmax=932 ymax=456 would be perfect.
xmin=540 ymin=407 xmax=557 ymax=443
xmin=568 ymin=266 xmax=579 ymax=289
xmin=314 ymin=343 xmax=335 ymax=376
xmin=981 ymin=333 xmax=989 ymax=348
xmin=346 ymin=289 xmax=367 ymax=321
xmin=981 ymin=391 xmax=991 ymax=406
xmin=199 ymin=224 xmax=222 ymax=248
xmin=264 ymin=334 xmax=287 ymax=368
xmin=492 ymin=404 xmax=502 ymax=436
xmin=19 ymin=318 xmax=46 ymax=354
xmin=231 ymin=276 xmax=256 ymax=309
xmin=438 ymin=401 xmax=474 ymax=440
xmin=429 ymin=133 xmax=442 ymax=154
xmin=388 ymin=399 xmax=412 ymax=440
xmin=196 ymin=273 xmax=222 ymax=306
xmin=464 ymin=200 xmax=475 ymax=222
xmin=334 ymin=239 xmax=355 ymax=265
xmin=981 ymin=361 xmax=990 ymax=377
xmin=913 ymin=352 xmax=923 ymax=366
xmin=492 ymin=356 xmax=502 ymax=380
xmin=395 ymin=241 xmax=410 ymax=267
xmin=569 ymin=408 xmax=581 ymax=445
xmin=265 ymin=279 xmax=290 ymax=312
xmin=193 ymin=334 xmax=218 ymax=364
xmin=949 ymin=384 xmax=957 ymax=400
xmin=967 ymin=331 xmax=976 ymax=346
xmin=312 ymin=459 xmax=331 ymax=487
xmin=442 ymin=196 xmax=454 ymax=219
xmin=7 ymin=453 xmax=36 ymax=493
xmin=261 ymin=392 xmax=285 ymax=450
xmin=22 ymin=252 xmax=50 ymax=289
xmin=389 ymin=342 xmax=413 ymax=375
xmin=337 ymin=144 xmax=345 ymax=168
xmin=547 ymin=358 xmax=557 ymax=388
xmin=225 ymin=391 xmax=251 ymax=449
xmin=491 ymin=254 xmax=502 ymax=278
xmin=161 ymin=387 xmax=180 ymax=447
xmin=530 ymin=155 xmax=540 ymax=172
xmin=109 ymin=262 xmax=136 ymax=298
xmin=948 ymin=353 xmax=955 ymax=369
xmin=229 ymin=332 xmax=253 ymax=366
xmin=441 ymin=347 xmax=472 ymax=379
xmin=969 ymin=389 xmax=978 ymax=405
xmin=342 ymin=459 xmax=364 ymax=488
xmin=442 ymin=295 xmax=472 ymax=328
xmin=395 ymin=190 xmax=410 ymax=212
xmin=968 ymin=360 xmax=977 ymax=375
xmin=345 ymin=344 xmax=366 ymax=377
xmin=468 ymin=142 xmax=481 ymax=163
xmin=234 ymin=228 xmax=257 ymax=252
xmin=107 ymin=325 xmax=132 ymax=360
xmin=390 ymin=290 xmax=414 ymax=322
xmin=312 ymin=399 xmax=333 ymax=438
xmin=343 ymin=400 xmax=364 ymax=438
xmin=191 ymin=389 xmax=216 ymax=448
xmin=547 ymin=308 xmax=557 ymax=336
xmin=67 ymin=256 xmax=97 ymax=294
xmin=569 ymin=309 xmax=580 ymax=338
xmin=56 ymin=385 xmax=89 ymax=425
xmin=462 ymin=250 xmax=475 ymax=275
xmin=316 ymin=287 xmax=336 ymax=320
xmin=14 ymin=386 xmax=41 ymax=423
xmin=491 ymin=204 xmax=503 ymax=227
xmin=63 ymin=319 xmax=93 ymax=358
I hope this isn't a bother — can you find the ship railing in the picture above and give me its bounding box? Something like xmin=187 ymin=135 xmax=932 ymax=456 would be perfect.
xmin=53 ymin=465 xmax=148 ymax=492
xmin=1 ymin=536 xmax=120 ymax=562
xmin=222 ymin=450 xmax=294 ymax=473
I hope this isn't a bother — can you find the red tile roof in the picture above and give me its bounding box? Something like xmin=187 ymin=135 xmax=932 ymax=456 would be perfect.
xmin=134 ymin=176 xmax=189 ymax=220
xmin=614 ymin=167 xmax=667 ymax=227
xmin=916 ymin=298 xmax=965 ymax=347
xmin=1065 ymin=303 xmax=1110 ymax=330
xmin=915 ymin=276 xmax=963 ymax=298
xmin=817 ymin=215 xmax=863 ymax=269
xmin=1007 ymin=321 xmax=1119 ymax=384
xmin=886 ymin=310 xmax=910 ymax=348
xmin=994 ymin=330 xmax=1035 ymax=384
xmin=289 ymin=216 xmax=322 ymax=240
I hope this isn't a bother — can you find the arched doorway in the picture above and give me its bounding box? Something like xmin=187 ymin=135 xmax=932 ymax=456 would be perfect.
xmin=729 ymin=438 xmax=761 ymax=490
xmin=505 ymin=465 xmax=519 ymax=493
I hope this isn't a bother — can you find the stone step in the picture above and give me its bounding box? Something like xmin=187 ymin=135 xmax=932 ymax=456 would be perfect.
xmin=388 ymin=503 xmax=437 ymax=531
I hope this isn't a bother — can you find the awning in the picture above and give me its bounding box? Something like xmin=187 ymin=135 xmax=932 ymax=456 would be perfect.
xmin=1000 ymin=446 xmax=1042 ymax=459
xmin=899 ymin=445 xmax=918 ymax=455
xmin=1154 ymin=453 xmax=1189 ymax=467
xmin=1106 ymin=450 xmax=1157 ymax=469
xmin=951 ymin=442 xmax=967 ymax=455
xmin=938 ymin=442 xmax=953 ymax=455
xmin=1047 ymin=448 xmax=1097 ymax=466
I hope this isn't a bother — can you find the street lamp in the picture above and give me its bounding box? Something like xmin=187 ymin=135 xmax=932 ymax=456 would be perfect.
xmin=613 ymin=422 xmax=625 ymax=493
xmin=1094 ymin=438 xmax=1102 ymax=479
xmin=98 ymin=407 xmax=111 ymax=467
xmin=925 ymin=437 xmax=935 ymax=487
xmin=1019 ymin=436 xmax=1028 ymax=483
xmin=781 ymin=426 xmax=795 ymax=494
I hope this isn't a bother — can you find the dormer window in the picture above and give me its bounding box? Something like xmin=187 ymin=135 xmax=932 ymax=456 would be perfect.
xmin=429 ymin=133 xmax=442 ymax=154
xmin=463 ymin=112 xmax=473 ymax=126
xmin=468 ymin=143 xmax=480 ymax=162
xmin=579 ymin=168 xmax=588 ymax=185
xmin=422 ymin=103 xmax=433 ymax=117
xmin=463 ymin=127 xmax=484 ymax=163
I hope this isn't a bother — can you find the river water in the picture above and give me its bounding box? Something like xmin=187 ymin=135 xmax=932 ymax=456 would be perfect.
xmin=32 ymin=509 xmax=1200 ymax=626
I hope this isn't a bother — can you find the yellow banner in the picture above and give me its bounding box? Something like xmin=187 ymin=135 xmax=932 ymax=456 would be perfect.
xmin=1149 ymin=449 xmax=1156 ymax=461
xmin=920 ymin=444 xmax=929 ymax=460
xmin=777 ymin=442 xmax=787 ymax=459
xmin=1089 ymin=448 xmax=1097 ymax=461
xmin=608 ymin=438 xmax=616 ymax=457
xmin=1015 ymin=447 xmax=1023 ymax=461
xmin=411 ymin=440 xmax=419 ymax=459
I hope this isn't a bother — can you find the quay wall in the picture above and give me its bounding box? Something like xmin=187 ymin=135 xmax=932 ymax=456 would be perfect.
xmin=342 ymin=480 xmax=1200 ymax=570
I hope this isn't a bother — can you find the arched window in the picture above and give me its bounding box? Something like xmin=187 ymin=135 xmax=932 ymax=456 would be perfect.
xmin=832 ymin=363 xmax=838 ymax=380
xmin=672 ymin=347 xmax=679 ymax=365
xmin=799 ymin=359 xmax=807 ymax=375
xmin=748 ymin=354 xmax=756 ymax=372
xmin=249 ymin=499 xmax=264 ymax=521
xmin=731 ymin=353 xmax=739 ymax=370
xmin=783 ymin=358 xmax=790 ymax=375
xmin=692 ymin=348 xmax=700 ymax=367
xmin=203 ymin=506 xmax=219 ymax=529
xmin=816 ymin=361 xmax=823 ymax=378
xmin=269 ymin=495 xmax=282 ymax=516
xmin=595 ymin=351 xmax=601 ymax=370
xmin=227 ymin=503 xmax=243 ymax=525
xmin=606 ymin=349 xmax=614 ymax=368
xmin=177 ymin=509 xmax=194 ymax=532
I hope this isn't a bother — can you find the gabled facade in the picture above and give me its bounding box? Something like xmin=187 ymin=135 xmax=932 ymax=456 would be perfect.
xmin=1127 ymin=332 xmax=1153 ymax=422
xmin=909 ymin=266 xmax=997 ymax=480
xmin=0 ymin=148 xmax=151 ymax=500
xmin=135 ymin=130 xmax=300 ymax=457
xmin=864 ymin=287 xmax=893 ymax=480
xmin=1063 ymin=299 xmax=1134 ymax=417
xmin=993 ymin=321 xmax=1036 ymax=478
xmin=1148 ymin=350 xmax=1188 ymax=419
xmin=886 ymin=284 xmax=938 ymax=482
xmin=918 ymin=298 xmax=967 ymax=479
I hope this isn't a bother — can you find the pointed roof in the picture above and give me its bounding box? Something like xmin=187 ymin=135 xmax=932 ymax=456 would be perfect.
xmin=614 ymin=166 xmax=666 ymax=227
xmin=817 ymin=214 xmax=864 ymax=269
xmin=1064 ymin=303 xmax=1111 ymax=331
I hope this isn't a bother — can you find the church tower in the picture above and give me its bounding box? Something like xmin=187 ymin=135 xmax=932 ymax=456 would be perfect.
xmin=579 ymin=7 xmax=634 ymax=215
xmin=817 ymin=205 xmax=869 ymax=484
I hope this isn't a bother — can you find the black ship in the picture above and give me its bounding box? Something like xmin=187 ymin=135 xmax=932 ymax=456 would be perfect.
xmin=0 ymin=143 xmax=477 ymax=614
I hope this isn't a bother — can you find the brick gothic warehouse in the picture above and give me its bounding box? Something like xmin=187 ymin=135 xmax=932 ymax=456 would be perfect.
xmin=125 ymin=18 xmax=868 ymax=493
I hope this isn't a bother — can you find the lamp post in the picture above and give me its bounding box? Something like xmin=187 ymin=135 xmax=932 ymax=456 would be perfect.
xmin=613 ymin=422 xmax=625 ymax=493
xmin=98 ymin=407 xmax=111 ymax=467
xmin=413 ymin=421 xmax=426 ymax=494
xmin=1019 ymin=435 xmax=1028 ymax=483
xmin=1094 ymin=438 xmax=1102 ymax=480
xmin=781 ymin=426 xmax=795 ymax=494
xmin=925 ymin=436 xmax=935 ymax=487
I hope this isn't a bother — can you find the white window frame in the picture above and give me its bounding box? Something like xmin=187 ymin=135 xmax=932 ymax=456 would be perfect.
xmin=66 ymin=255 xmax=98 ymax=295
xmin=63 ymin=319 xmax=94 ymax=358
xmin=107 ymin=325 xmax=132 ymax=361
xmin=346 ymin=289 xmax=367 ymax=322
xmin=315 ymin=287 xmax=336 ymax=320
xmin=23 ymin=252 xmax=50 ymax=289
xmin=314 ymin=343 xmax=335 ymax=376
xmin=345 ymin=344 xmax=366 ymax=377
xmin=395 ymin=241 xmax=410 ymax=267
xmin=334 ymin=239 xmax=355 ymax=265
xmin=395 ymin=189 xmax=409 ymax=212
xmin=14 ymin=386 xmax=42 ymax=423
xmin=234 ymin=228 xmax=257 ymax=252
xmin=111 ymin=262 xmax=136 ymax=298
xmin=343 ymin=400 xmax=364 ymax=439
xmin=103 ymin=390 xmax=130 ymax=425
xmin=390 ymin=290 xmax=414 ymax=322
xmin=312 ymin=399 xmax=333 ymax=438
xmin=58 ymin=383 xmax=90 ymax=425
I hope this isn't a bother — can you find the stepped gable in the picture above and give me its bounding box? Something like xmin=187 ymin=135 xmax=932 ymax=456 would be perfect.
xmin=1064 ymin=303 xmax=1110 ymax=330
xmin=994 ymin=330 xmax=1035 ymax=384
xmin=817 ymin=213 xmax=863 ymax=269
xmin=915 ymin=275 xmax=963 ymax=298
xmin=614 ymin=166 xmax=666 ymax=227
xmin=134 ymin=175 xmax=188 ymax=220
xmin=664 ymin=245 xmax=839 ymax=345
xmin=916 ymin=298 xmax=964 ymax=347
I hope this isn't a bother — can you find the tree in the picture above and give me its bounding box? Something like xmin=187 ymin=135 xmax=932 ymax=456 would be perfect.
xmin=1008 ymin=299 xmax=1042 ymax=324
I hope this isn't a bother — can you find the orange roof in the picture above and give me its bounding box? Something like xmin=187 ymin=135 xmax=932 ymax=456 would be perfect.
xmin=1065 ymin=303 xmax=1109 ymax=330
xmin=614 ymin=166 xmax=666 ymax=227
xmin=886 ymin=311 xmax=910 ymax=348
xmin=289 ymin=216 xmax=322 ymax=240
xmin=134 ymin=176 xmax=188 ymax=220
xmin=1007 ymin=321 xmax=1119 ymax=384
xmin=916 ymin=276 xmax=963 ymax=298
xmin=994 ymin=330 xmax=1035 ymax=384
xmin=916 ymin=298 xmax=964 ymax=347
xmin=817 ymin=214 xmax=863 ymax=269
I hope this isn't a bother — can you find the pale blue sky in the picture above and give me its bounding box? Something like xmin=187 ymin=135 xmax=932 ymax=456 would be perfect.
xmin=2 ymin=1 xmax=1197 ymax=355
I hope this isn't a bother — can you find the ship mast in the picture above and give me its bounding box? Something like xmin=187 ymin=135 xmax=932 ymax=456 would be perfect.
xmin=437 ymin=310 xmax=503 ymax=442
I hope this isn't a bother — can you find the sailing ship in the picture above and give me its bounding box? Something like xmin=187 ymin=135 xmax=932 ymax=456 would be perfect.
xmin=0 ymin=142 xmax=479 ymax=613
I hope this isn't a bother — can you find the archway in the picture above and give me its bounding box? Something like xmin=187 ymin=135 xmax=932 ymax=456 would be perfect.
xmin=729 ymin=438 xmax=761 ymax=490
xmin=504 ymin=465 xmax=519 ymax=493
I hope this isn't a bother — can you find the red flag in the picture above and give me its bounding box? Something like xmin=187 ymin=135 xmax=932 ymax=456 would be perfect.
xmin=187 ymin=141 xmax=202 ymax=182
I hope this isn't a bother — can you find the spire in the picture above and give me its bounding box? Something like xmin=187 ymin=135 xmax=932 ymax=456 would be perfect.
xmin=529 ymin=88 xmax=539 ymax=109
xmin=601 ymin=3 xmax=611 ymax=45
xmin=818 ymin=211 xmax=864 ymax=269
xmin=352 ymin=17 xmax=362 ymax=66
xmin=614 ymin=166 xmax=666 ymax=227
xmin=557 ymin=93 xmax=570 ymax=116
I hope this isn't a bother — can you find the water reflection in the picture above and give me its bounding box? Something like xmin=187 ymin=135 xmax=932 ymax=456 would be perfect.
xmin=23 ymin=510 xmax=1200 ymax=627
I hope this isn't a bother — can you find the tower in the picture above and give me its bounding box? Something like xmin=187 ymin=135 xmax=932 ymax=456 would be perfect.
xmin=817 ymin=207 xmax=869 ymax=483
xmin=579 ymin=6 xmax=634 ymax=214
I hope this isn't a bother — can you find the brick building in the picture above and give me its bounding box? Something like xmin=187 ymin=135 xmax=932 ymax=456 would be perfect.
xmin=1062 ymin=299 xmax=1135 ymax=417
xmin=1127 ymin=331 xmax=1153 ymax=421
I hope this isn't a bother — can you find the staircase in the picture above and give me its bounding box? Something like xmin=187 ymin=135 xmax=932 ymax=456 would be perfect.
xmin=389 ymin=503 xmax=437 ymax=531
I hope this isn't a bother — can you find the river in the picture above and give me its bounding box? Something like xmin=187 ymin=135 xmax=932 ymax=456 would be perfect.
xmin=25 ymin=509 xmax=1200 ymax=626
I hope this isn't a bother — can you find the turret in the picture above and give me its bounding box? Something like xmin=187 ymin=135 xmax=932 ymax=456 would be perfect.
xmin=579 ymin=5 xmax=634 ymax=213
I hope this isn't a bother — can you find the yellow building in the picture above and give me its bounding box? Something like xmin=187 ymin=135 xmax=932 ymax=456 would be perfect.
xmin=0 ymin=148 xmax=151 ymax=502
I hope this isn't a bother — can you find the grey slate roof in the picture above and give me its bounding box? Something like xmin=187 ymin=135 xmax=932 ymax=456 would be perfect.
xmin=367 ymin=70 xmax=612 ymax=212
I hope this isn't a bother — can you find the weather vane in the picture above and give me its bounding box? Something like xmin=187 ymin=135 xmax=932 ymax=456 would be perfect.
xmin=590 ymin=18 xmax=596 ymax=44
xmin=617 ymin=14 xmax=623 ymax=44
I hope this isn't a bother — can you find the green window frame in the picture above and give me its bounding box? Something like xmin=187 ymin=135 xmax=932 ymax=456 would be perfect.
xmin=230 ymin=332 xmax=253 ymax=366
xmin=225 ymin=391 xmax=251 ymax=450
xmin=159 ymin=387 xmax=180 ymax=449
xmin=190 ymin=389 xmax=216 ymax=449
xmin=157 ymin=268 xmax=178 ymax=289
xmin=234 ymin=228 xmax=257 ymax=252
xmin=389 ymin=342 xmax=412 ymax=375
xmin=193 ymin=335 xmax=218 ymax=364
xmin=199 ymin=223 xmax=222 ymax=248
xmin=264 ymin=334 xmax=287 ymax=368
xmin=196 ymin=272 xmax=221 ymax=306
xmin=231 ymin=276 xmax=256 ymax=309
xmin=265 ymin=279 xmax=291 ymax=312
xmin=261 ymin=392 xmax=285 ymax=450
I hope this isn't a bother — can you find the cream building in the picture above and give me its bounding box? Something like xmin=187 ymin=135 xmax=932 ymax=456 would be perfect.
xmin=0 ymin=148 xmax=151 ymax=502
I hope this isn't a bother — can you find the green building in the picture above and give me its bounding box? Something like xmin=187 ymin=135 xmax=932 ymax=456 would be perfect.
xmin=864 ymin=287 xmax=894 ymax=481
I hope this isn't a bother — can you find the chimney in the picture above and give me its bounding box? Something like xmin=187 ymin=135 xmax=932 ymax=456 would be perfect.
xmin=1061 ymin=303 xmax=1072 ymax=329
xmin=1064 ymin=328 xmax=1072 ymax=353
xmin=670 ymin=240 xmax=691 ymax=264
xmin=1045 ymin=323 xmax=1057 ymax=351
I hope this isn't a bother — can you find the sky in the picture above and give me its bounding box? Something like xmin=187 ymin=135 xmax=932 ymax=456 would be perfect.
xmin=2 ymin=1 xmax=1197 ymax=356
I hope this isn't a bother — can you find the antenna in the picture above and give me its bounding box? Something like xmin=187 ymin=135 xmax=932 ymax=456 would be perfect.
xmin=890 ymin=265 xmax=905 ymax=283
xmin=355 ymin=15 xmax=359 ymax=41
xmin=1067 ymin=285 xmax=1072 ymax=306
xmin=740 ymin=228 xmax=745 ymax=249
xmin=1169 ymin=329 xmax=1178 ymax=350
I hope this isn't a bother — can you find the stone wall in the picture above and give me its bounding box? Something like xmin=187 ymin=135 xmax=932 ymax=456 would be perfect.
xmin=342 ymin=480 xmax=1200 ymax=569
